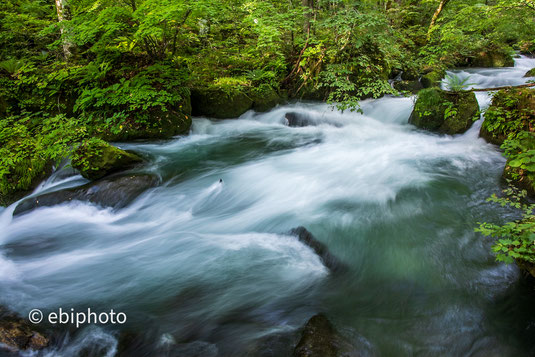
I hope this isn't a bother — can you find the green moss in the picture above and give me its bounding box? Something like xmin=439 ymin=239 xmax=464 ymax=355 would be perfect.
xmin=421 ymin=69 xmax=445 ymax=88
xmin=71 ymin=138 xmax=143 ymax=180
xmin=191 ymin=86 xmax=253 ymax=119
xmin=409 ymin=88 xmax=479 ymax=134
xmin=480 ymin=88 xmax=535 ymax=145
xmin=524 ymin=68 xmax=535 ymax=77
xmin=250 ymin=85 xmax=284 ymax=112
xmin=470 ymin=50 xmax=514 ymax=68
xmin=393 ymin=80 xmax=423 ymax=94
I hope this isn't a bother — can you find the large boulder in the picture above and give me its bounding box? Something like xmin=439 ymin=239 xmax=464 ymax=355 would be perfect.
xmin=191 ymin=87 xmax=253 ymax=119
xmin=97 ymin=103 xmax=192 ymax=141
xmin=480 ymin=88 xmax=535 ymax=146
xmin=71 ymin=139 xmax=143 ymax=181
xmin=409 ymin=88 xmax=479 ymax=135
xmin=466 ymin=49 xmax=515 ymax=68
xmin=0 ymin=307 xmax=49 ymax=352
xmin=14 ymin=174 xmax=159 ymax=215
xmin=393 ymin=80 xmax=423 ymax=94
xmin=420 ymin=69 xmax=446 ymax=89
xmin=289 ymin=227 xmax=346 ymax=272
xmin=524 ymin=68 xmax=535 ymax=78
xmin=250 ymin=86 xmax=285 ymax=112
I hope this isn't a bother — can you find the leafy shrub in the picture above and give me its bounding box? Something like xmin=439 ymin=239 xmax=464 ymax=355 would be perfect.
xmin=477 ymin=185 xmax=535 ymax=264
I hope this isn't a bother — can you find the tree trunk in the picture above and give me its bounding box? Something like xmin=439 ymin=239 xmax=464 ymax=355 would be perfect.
xmin=427 ymin=0 xmax=450 ymax=41
xmin=55 ymin=0 xmax=73 ymax=59
xmin=302 ymin=0 xmax=313 ymax=34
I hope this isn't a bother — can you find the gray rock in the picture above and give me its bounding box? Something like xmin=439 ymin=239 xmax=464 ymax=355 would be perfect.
xmin=14 ymin=174 xmax=159 ymax=215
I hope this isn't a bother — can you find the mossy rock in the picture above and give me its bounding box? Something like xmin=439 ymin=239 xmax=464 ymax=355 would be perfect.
xmin=191 ymin=86 xmax=253 ymax=119
xmin=71 ymin=139 xmax=143 ymax=180
xmin=409 ymin=88 xmax=480 ymax=135
xmin=420 ymin=69 xmax=446 ymax=89
xmin=468 ymin=50 xmax=514 ymax=68
xmin=97 ymin=98 xmax=192 ymax=141
xmin=250 ymin=86 xmax=285 ymax=112
xmin=524 ymin=68 xmax=535 ymax=77
xmin=480 ymin=88 xmax=535 ymax=145
xmin=393 ymin=80 xmax=423 ymax=94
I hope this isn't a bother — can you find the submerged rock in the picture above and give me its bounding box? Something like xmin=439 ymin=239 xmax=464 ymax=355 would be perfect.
xmin=409 ymin=88 xmax=479 ymax=135
xmin=71 ymin=139 xmax=143 ymax=180
xmin=289 ymin=227 xmax=346 ymax=272
xmin=285 ymin=112 xmax=313 ymax=127
xmin=524 ymin=68 xmax=535 ymax=77
xmin=0 ymin=307 xmax=49 ymax=352
xmin=294 ymin=314 xmax=338 ymax=357
xmin=14 ymin=174 xmax=159 ymax=215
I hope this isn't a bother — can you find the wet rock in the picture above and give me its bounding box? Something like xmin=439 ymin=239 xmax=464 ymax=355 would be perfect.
xmin=191 ymin=87 xmax=253 ymax=119
xmin=524 ymin=68 xmax=535 ymax=77
xmin=420 ymin=69 xmax=446 ymax=89
xmin=289 ymin=227 xmax=346 ymax=272
xmin=285 ymin=112 xmax=313 ymax=127
xmin=393 ymin=80 xmax=423 ymax=94
xmin=400 ymin=69 xmax=419 ymax=81
xmin=293 ymin=314 xmax=338 ymax=357
xmin=0 ymin=306 xmax=49 ymax=352
xmin=14 ymin=174 xmax=159 ymax=215
xmin=409 ymin=88 xmax=479 ymax=135
xmin=71 ymin=139 xmax=143 ymax=180
xmin=467 ymin=50 xmax=515 ymax=68
xmin=251 ymin=87 xmax=285 ymax=112
xmin=516 ymin=259 xmax=535 ymax=279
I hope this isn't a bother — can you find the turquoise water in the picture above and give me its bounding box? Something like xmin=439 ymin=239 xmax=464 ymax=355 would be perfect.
xmin=1 ymin=57 xmax=535 ymax=356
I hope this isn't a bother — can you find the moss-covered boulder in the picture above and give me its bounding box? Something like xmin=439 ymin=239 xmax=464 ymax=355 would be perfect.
xmin=191 ymin=87 xmax=253 ymax=119
xmin=480 ymin=88 xmax=535 ymax=145
xmin=524 ymin=68 xmax=535 ymax=77
xmin=71 ymin=139 xmax=143 ymax=180
xmin=250 ymin=86 xmax=285 ymax=112
xmin=420 ymin=69 xmax=446 ymax=89
xmin=0 ymin=306 xmax=49 ymax=352
xmin=409 ymin=88 xmax=479 ymax=134
xmin=393 ymin=80 xmax=423 ymax=94
xmin=96 ymin=99 xmax=192 ymax=141
xmin=468 ymin=49 xmax=514 ymax=68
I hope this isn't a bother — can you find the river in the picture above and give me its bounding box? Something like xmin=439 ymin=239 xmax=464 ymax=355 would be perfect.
xmin=1 ymin=56 xmax=535 ymax=356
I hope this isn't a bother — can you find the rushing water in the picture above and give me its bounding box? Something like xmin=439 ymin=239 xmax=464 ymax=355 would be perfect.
xmin=1 ymin=57 xmax=535 ymax=357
